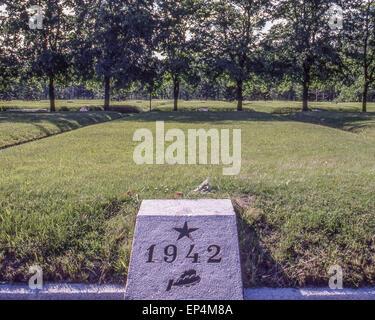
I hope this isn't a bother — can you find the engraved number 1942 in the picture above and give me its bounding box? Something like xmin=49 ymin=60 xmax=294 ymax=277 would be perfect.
xmin=146 ymin=244 xmax=222 ymax=264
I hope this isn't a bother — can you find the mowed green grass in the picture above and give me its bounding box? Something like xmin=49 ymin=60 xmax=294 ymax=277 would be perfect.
xmin=2 ymin=99 xmax=375 ymax=137
xmin=0 ymin=99 xmax=168 ymax=112
xmin=1 ymin=109 xmax=375 ymax=287
xmin=287 ymin=110 xmax=375 ymax=137
xmin=2 ymin=99 xmax=375 ymax=150
xmin=1 ymin=98 xmax=375 ymax=113
xmin=0 ymin=112 xmax=123 ymax=149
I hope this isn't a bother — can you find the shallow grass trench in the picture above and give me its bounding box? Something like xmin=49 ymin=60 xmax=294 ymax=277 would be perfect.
xmin=0 ymin=112 xmax=123 ymax=149
xmin=1 ymin=110 xmax=375 ymax=287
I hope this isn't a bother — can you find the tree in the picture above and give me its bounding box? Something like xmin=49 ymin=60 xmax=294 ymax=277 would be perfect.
xmin=271 ymin=0 xmax=343 ymax=111
xmin=69 ymin=0 xmax=99 ymax=97
xmin=0 ymin=2 xmax=19 ymax=95
xmin=77 ymin=0 xmax=155 ymax=110
xmin=343 ymin=0 xmax=375 ymax=112
xmin=208 ymin=0 xmax=271 ymax=111
xmin=156 ymin=0 xmax=207 ymax=111
xmin=139 ymin=56 xmax=164 ymax=111
xmin=4 ymin=0 xmax=77 ymax=112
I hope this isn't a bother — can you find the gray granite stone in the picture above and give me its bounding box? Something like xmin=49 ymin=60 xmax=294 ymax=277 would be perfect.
xmin=125 ymin=199 xmax=243 ymax=300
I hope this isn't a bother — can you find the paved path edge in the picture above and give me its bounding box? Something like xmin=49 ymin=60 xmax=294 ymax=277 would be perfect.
xmin=1 ymin=284 xmax=375 ymax=300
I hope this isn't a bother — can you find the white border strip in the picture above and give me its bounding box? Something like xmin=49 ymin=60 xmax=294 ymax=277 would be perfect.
xmin=0 ymin=284 xmax=125 ymax=300
xmin=1 ymin=284 xmax=375 ymax=300
xmin=245 ymin=288 xmax=375 ymax=300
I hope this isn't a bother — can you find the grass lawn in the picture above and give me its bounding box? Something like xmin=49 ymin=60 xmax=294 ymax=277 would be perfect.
xmin=1 ymin=101 xmax=375 ymax=287
xmin=0 ymin=112 xmax=123 ymax=149
xmin=287 ymin=111 xmax=375 ymax=137
xmin=1 ymin=98 xmax=375 ymax=113
xmin=0 ymin=99 xmax=168 ymax=112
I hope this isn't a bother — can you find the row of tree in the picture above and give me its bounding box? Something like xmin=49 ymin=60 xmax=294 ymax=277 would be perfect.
xmin=0 ymin=0 xmax=374 ymax=112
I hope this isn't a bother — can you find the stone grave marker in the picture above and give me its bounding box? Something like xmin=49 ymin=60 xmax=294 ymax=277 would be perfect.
xmin=125 ymin=199 xmax=243 ymax=300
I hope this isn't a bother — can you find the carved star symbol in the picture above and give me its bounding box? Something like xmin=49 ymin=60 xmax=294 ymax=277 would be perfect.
xmin=173 ymin=222 xmax=199 ymax=241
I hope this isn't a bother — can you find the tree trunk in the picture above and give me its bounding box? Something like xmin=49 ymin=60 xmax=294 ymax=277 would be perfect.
xmin=49 ymin=75 xmax=56 ymax=112
xmin=302 ymin=62 xmax=311 ymax=111
xmin=173 ymin=77 xmax=179 ymax=111
xmin=302 ymin=81 xmax=309 ymax=111
xmin=362 ymin=82 xmax=369 ymax=113
xmin=104 ymin=76 xmax=110 ymax=111
xmin=237 ymin=79 xmax=243 ymax=111
xmin=149 ymin=90 xmax=152 ymax=112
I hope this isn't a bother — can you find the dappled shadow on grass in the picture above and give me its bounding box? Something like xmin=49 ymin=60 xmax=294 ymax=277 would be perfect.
xmin=123 ymin=110 xmax=285 ymax=124
xmin=4 ymin=108 xmax=375 ymax=137
xmin=0 ymin=111 xmax=121 ymax=126
xmin=285 ymin=111 xmax=375 ymax=134
xmin=123 ymin=109 xmax=375 ymax=137
xmin=0 ymin=112 xmax=123 ymax=149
